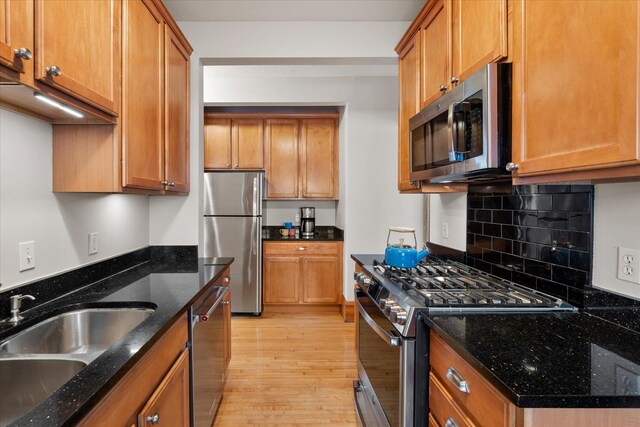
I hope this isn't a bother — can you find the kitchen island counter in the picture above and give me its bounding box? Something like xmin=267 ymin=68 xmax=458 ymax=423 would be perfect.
xmin=0 ymin=252 xmax=233 ymax=426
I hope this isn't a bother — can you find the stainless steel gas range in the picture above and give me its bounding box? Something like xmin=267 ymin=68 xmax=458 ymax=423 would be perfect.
xmin=353 ymin=255 xmax=576 ymax=427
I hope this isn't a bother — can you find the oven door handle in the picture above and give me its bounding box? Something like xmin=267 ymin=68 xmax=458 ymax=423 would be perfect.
xmin=357 ymin=298 xmax=402 ymax=347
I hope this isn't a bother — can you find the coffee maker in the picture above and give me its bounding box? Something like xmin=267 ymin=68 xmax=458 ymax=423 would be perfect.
xmin=300 ymin=207 xmax=315 ymax=238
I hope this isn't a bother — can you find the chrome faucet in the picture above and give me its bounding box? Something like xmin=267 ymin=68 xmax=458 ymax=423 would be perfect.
xmin=7 ymin=294 xmax=35 ymax=324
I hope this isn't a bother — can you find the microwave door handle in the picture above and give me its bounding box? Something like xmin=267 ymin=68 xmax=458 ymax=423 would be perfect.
xmin=448 ymin=102 xmax=459 ymax=162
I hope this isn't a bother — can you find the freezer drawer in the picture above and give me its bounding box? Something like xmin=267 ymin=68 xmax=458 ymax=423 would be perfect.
xmin=203 ymin=217 xmax=261 ymax=314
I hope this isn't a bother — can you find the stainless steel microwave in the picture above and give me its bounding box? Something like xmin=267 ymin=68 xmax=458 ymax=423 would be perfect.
xmin=409 ymin=62 xmax=511 ymax=183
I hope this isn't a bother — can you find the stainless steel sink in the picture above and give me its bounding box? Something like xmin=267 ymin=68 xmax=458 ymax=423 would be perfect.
xmin=0 ymin=308 xmax=154 ymax=361
xmin=0 ymin=307 xmax=154 ymax=424
xmin=0 ymin=357 xmax=88 ymax=426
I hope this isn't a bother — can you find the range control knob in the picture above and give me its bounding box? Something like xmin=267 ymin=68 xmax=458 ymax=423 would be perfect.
xmin=378 ymin=298 xmax=393 ymax=311
xmin=390 ymin=308 xmax=408 ymax=325
xmin=354 ymin=272 xmax=371 ymax=287
xmin=383 ymin=302 xmax=400 ymax=316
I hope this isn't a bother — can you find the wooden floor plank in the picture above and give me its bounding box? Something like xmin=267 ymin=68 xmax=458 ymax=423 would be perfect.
xmin=214 ymin=312 xmax=358 ymax=426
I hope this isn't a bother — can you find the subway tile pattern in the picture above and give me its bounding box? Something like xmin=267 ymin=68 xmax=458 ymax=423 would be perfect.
xmin=466 ymin=184 xmax=593 ymax=307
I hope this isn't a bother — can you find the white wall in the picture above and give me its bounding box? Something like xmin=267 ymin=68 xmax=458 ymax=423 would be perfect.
xmin=264 ymin=201 xmax=337 ymax=227
xmin=593 ymin=182 xmax=640 ymax=300
xmin=428 ymin=193 xmax=468 ymax=251
xmin=0 ymin=109 xmax=149 ymax=290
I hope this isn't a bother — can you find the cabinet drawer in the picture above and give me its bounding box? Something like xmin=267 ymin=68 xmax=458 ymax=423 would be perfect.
xmin=430 ymin=331 xmax=514 ymax=427
xmin=429 ymin=373 xmax=476 ymax=427
xmin=264 ymin=242 xmax=340 ymax=256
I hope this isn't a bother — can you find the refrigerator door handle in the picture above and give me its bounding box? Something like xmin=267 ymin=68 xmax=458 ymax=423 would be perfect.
xmin=253 ymin=177 xmax=258 ymax=216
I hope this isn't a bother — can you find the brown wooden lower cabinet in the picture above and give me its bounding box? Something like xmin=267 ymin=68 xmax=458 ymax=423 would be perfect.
xmin=429 ymin=331 xmax=640 ymax=427
xmin=223 ymin=289 xmax=231 ymax=370
xmin=263 ymin=241 xmax=343 ymax=310
xmin=78 ymin=314 xmax=189 ymax=427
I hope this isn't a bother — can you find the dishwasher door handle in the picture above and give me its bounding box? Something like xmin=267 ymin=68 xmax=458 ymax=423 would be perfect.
xmin=193 ymin=287 xmax=230 ymax=322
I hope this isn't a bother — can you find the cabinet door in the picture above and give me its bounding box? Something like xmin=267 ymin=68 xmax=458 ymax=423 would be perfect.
xmin=164 ymin=25 xmax=190 ymax=193
xmin=204 ymin=118 xmax=232 ymax=170
xmin=138 ymin=349 xmax=190 ymax=427
xmin=233 ymin=118 xmax=264 ymax=169
xmin=263 ymin=256 xmax=300 ymax=303
xmin=122 ymin=0 xmax=164 ymax=191
xmin=302 ymin=256 xmax=339 ymax=304
xmin=511 ymin=0 xmax=639 ymax=176
xmin=451 ymin=0 xmax=507 ymax=83
xmin=421 ymin=0 xmax=450 ymax=108
xmin=397 ymin=31 xmax=422 ymax=192
xmin=0 ymin=0 xmax=33 ymax=80
xmin=223 ymin=291 xmax=231 ymax=370
xmin=35 ymin=0 xmax=119 ymax=114
xmin=300 ymin=118 xmax=338 ymax=199
xmin=265 ymin=119 xmax=299 ymax=198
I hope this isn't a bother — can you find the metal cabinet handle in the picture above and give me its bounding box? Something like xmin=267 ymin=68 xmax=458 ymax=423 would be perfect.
xmin=14 ymin=48 xmax=32 ymax=60
xmin=222 ymin=301 xmax=230 ymax=305
xmin=46 ymin=65 xmax=62 ymax=76
xmin=446 ymin=367 xmax=470 ymax=394
xmin=445 ymin=417 xmax=459 ymax=427
xmin=439 ymin=84 xmax=447 ymax=92
xmin=234 ymin=163 xmax=239 ymax=168
xmin=145 ymin=413 xmax=160 ymax=424
xmin=161 ymin=180 xmax=169 ymax=186
xmin=226 ymin=163 xmax=231 ymax=167
xmin=505 ymin=162 xmax=519 ymax=172
xmin=297 ymin=247 xmax=307 ymax=251
xmin=450 ymin=76 xmax=459 ymax=84
xmin=223 ymin=277 xmax=230 ymax=283
xmin=168 ymin=182 xmax=175 ymax=187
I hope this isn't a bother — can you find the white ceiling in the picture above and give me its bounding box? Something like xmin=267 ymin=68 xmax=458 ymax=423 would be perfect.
xmin=163 ymin=0 xmax=425 ymax=22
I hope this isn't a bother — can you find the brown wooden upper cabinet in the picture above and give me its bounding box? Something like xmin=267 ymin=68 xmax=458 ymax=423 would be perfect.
xmin=35 ymin=0 xmax=120 ymax=115
xmin=51 ymin=0 xmax=192 ymax=194
xmin=265 ymin=117 xmax=339 ymax=200
xmin=204 ymin=116 xmax=265 ymax=170
xmin=510 ymin=0 xmax=640 ymax=182
xmin=0 ymin=0 xmax=33 ymax=84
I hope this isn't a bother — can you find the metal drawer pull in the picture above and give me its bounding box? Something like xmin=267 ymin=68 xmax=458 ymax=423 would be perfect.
xmin=223 ymin=277 xmax=230 ymax=283
xmin=297 ymin=247 xmax=307 ymax=251
xmin=446 ymin=367 xmax=470 ymax=394
xmin=146 ymin=413 xmax=160 ymax=424
xmin=445 ymin=417 xmax=459 ymax=427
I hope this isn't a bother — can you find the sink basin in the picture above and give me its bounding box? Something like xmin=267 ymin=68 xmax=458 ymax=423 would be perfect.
xmin=0 ymin=308 xmax=154 ymax=358
xmin=0 ymin=357 xmax=88 ymax=426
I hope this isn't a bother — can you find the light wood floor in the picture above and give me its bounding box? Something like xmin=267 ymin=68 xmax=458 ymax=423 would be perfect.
xmin=213 ymin=312 xmax=358 ymax=426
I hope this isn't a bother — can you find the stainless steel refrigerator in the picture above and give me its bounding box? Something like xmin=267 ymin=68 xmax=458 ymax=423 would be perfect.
xmin=203 ymin=172 xmax=262 ymax=315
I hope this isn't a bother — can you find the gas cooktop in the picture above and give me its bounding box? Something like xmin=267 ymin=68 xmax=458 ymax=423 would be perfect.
xmin=355 ymin=255 xmax=577 ymax=337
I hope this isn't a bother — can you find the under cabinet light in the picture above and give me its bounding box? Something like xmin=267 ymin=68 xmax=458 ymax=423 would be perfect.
xmin=34 ymin=92 xmax=84 ymax=118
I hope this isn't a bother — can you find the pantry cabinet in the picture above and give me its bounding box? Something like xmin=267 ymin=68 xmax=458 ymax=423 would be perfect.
xmin=78 ymin=315 xmax=189 ymax=427
xmin=263 ymin=241 xmax=342 ymax=309
xmin=204 ymin=116 xmax=264 ymax=170
xmin=52 ymin=0 xmax=192 ymax=194
xmin=510 ymin=0 xmax=640 ymax=182
xmin=35 ymin=0 xmax=120 ymax=115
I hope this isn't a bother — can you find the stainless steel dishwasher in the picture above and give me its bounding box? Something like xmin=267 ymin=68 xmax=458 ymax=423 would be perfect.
xmin=190 ymin=285 xmax=230 ymax=427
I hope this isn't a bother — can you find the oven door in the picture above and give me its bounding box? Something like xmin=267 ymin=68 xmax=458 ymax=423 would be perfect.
xmin=354 ymin=289 xmax=414 ymax=427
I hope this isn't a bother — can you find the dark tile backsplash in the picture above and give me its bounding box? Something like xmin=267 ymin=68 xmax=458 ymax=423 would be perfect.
xmin=466 ymin=184 xmax=594 ymax=307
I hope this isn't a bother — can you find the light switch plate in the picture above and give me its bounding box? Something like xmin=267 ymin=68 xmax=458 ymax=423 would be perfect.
xmin=89 ymin=232 xmax=99 ymax=255
xmin=19 ymin=241 xmax=36 ymax=271
xmin=442 ymin=222 xmax=449 ymax=239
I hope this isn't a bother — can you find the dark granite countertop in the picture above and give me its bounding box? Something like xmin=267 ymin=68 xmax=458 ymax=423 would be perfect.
xmin=262 ymin=226 xmax=343 ymax=241
xmin=0 ymin=256 xmax=233 ymax=426
xmin=350 ymin=253 xmax=640 ymax=408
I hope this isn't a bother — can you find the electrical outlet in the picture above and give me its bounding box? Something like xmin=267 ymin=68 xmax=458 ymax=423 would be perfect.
xmin=617 ymin=247 xmax=640 ymax=284
xmin=442 ymin=222 xmax=449 ymax=239
xmin=89 ymin=232 xmax=99 ymax=255
xmin=295 ymin=213 xmax=300 ymax=224
xmin=19 ymin=241 xmax=36 ymax=271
